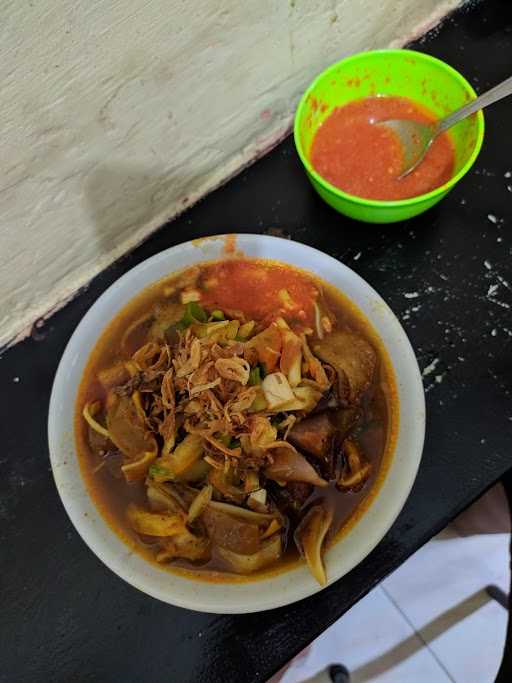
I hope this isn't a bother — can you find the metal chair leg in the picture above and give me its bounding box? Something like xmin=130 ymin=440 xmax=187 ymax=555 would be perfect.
xmin=329 ymin=664 xmax=350 ymax=683
xmin=486 ymin=584 xmax=509 ymax=611
xmin=494 ymin=470 xmax=512 ymax=682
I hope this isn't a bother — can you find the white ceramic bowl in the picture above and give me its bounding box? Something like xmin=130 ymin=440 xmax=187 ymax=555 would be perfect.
xmin=48 ymin=234 xmax=425 ymax=613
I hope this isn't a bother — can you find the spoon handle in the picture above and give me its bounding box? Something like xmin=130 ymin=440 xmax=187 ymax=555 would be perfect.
xmin=438 ymin=75 xmax=512 ymax=132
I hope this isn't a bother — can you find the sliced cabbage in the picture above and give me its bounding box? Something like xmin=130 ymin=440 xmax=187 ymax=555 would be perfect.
xmin=131 ymin=390 xmax=146 ymax=421
xmin=313 ymin=302 xmax=324 ymax=340
xmin=149 ymin=435 xmax=206 ymax=484
xmin=160 ymin=369 xmax=176 ymax=454
xmin=192 ymin=319 xmax=229 ymax=339
xmin=249 ymin=416 xmax=277 ymax=449
xmin=246 ymin=323 xmax=282 ymax=372
xmin=175 ymin=458 xmax=210 ymax=483
xmin=147 ymin=484 xmax=185 ymax=514
xmin=279 ymin=385 xmax=322 ymax=413
xmin=209 ymin=467 xmax=246 ymax=503
xmin=280 ymin=328 xmax=302 ymax=387
xmin=187 ymin=485 xmax=213 ymax=524
xmin=243 ymin=470 xmax=260 ymax=493
xmin=169 ymin=433 xmax=204 ymax=476
xmin=238 ymin=320 xmax=255 ymax=339
xmin=261 ymin=518 xmax=281 ymax=539
xmin=128 ymin=502 xmax=210 ymax=562
xmin=207 ymin=500 xmax=276 ymax=523
xmin=301 ymin=335 xmax=330 ymax=390
xmin=217 ymin=535 xmax=282 ymax=574
xmin=277 ymin=288 xmax=295 ymax=310
xmin=294 ymin=505 xmax=333 ymax=585
xmin=248 ymin=388 xmax=268 ymax=413
xmin=194 ymin=319 xmax=240 ymax=343
xmin=338 ymin=439 xmax=372 ymax=490
xmin=83 ymin=401 xmax=110 ymax=440
xmin=126 ymin=504 xmax=185 ymax=536
xmin=156 ymin=533 xmax=210 ymax=563
xmin=262 ymin=372 xmax=295 ymax=410
xmin=247 ymin=488 xmax=268 ymax=513
xmin=180 ymin=289 xmax=202 ymax=304
xmin=122 ymin=451 xmax=157 ymax=483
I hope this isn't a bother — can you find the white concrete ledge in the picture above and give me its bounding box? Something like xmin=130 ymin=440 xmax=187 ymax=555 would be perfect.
xmin=0 ymin=0 xmax=460 ymax=348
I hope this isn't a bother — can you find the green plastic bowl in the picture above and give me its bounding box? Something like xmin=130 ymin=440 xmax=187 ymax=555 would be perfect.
xmin=294 ymin=49 xmax=485 ymax=223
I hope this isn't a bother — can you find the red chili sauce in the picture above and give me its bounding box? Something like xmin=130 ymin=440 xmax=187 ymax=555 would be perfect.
xmin=200 ymin=260 xmax=318 ymax=328
xmin=310 ymin=96 xmax=455 ymax=201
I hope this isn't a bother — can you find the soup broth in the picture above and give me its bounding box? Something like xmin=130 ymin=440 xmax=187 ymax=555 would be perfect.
xmin=76 ymin=259 xmax=398 ymax=584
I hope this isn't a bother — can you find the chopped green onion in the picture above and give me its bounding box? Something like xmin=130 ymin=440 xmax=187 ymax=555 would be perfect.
xmin=216 ymin=434 xmax=240 ymax=450
xmin=238 ymin=321 xmax=255 ymax=339
xmin=210 ymin=309 xmax=225 ymax=321
xmin=217 ymin=434 xmax=232 ymax=447
xmin=149 ymin=464 xmax=171 ymax=477
xmin=248 ymin=366 xmax=262 ymax=386
xmin=271 ymin=416 xmax=282 ymax=429
xmin=189 ymin=301 xmax=208 ymax=323
xmin=249 ymin=391 xmax=267 ymax=412
xmin=178 ymin=301 xmax=208 ymax=328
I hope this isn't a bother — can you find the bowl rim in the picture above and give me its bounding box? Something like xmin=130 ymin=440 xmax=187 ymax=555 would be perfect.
xmin=293 ymin=48 xmax=485 ymax=208
xmin=48 ymin=234 xmax=426 ymax=613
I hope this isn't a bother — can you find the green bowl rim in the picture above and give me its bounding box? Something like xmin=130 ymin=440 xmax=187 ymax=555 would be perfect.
xmin=293 ymin=48 xmax=485 ymax=208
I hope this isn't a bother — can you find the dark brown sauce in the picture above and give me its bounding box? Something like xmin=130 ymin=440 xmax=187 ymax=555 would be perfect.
xmin=75 ymin=259 xmax=398 ymax=583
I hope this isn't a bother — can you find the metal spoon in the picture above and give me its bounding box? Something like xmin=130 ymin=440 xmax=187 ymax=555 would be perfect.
xmin=377 ymin=75 xmax=512 ymax=178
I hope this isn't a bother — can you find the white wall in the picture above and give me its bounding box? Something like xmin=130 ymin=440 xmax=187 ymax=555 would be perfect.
xmin=1 ymin=0 xmax=459 ymax=348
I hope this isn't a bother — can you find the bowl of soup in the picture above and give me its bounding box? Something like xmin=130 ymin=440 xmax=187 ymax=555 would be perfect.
xmin=48 ymin=234 xmax=425 ymax=612
xmin=294 ymin=49 xmax=484 ymax=223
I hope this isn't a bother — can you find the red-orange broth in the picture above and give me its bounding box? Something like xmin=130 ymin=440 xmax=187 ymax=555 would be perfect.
xmin=310 ymin=96 xmax=455 ymax=201
xmin=75 ymin=259 xmax=398 ymax=583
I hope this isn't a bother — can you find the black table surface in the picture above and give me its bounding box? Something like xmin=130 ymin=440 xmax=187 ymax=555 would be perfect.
xmin=3 ymin=2 xmax=512 ymax=681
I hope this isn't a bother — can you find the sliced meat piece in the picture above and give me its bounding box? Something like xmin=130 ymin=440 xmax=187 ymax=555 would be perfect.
xmin=311 ymin=390 xmax=340 ymax=414
xmin=332 ymin=406 xmax=361 ymax=441
xmin=288 ymin=413 xmax=336 ymax=459
xmin=87 ymin=424 xmax=111 ymax=455
xmin=312 ymin=331 xmax=377 ymax=406
xmin=97 ymin=363 xmax=130 ymax=392
xmin=106 ymin=393 xmax=154 ymax=459
xmin=115 ymin=373 xmax=143 ymax=397
xmin=202 ymin=508 xmax=260 ymax=555
xmin=267 ymin=481 xmax=312 ymax=519
xmin=286 ymin=482 xmax=313 ymax=507
xmin=264 ymin=448 xmax=327 ymax=487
